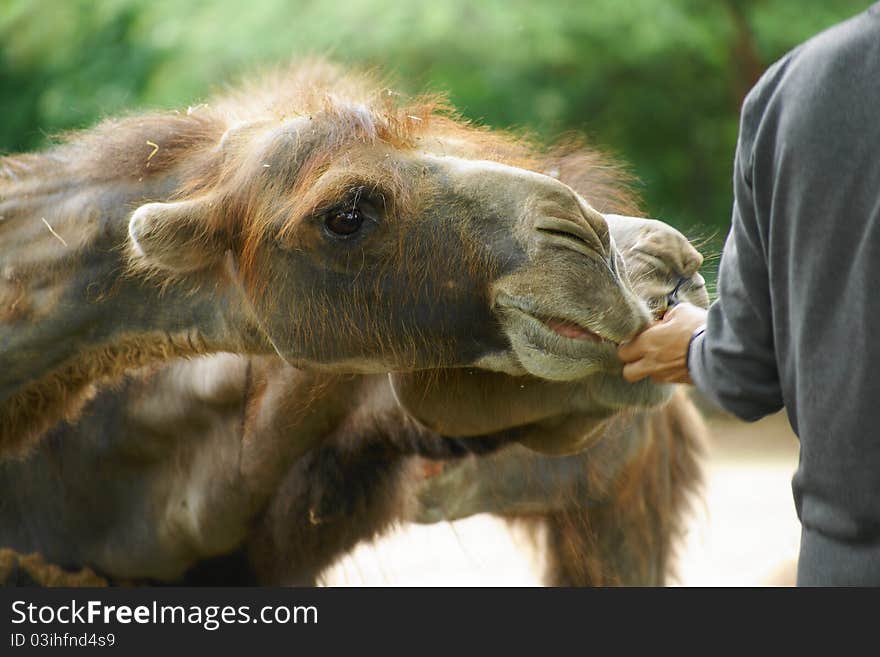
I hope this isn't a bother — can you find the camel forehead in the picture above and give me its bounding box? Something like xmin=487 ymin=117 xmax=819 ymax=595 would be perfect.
xmin=424 ymin=155 xmax=546 ymax=181
xmin=270 ymin=150 xmax=575 ymax=224
xmin=419 ymin=154 xmax=583 ymax=206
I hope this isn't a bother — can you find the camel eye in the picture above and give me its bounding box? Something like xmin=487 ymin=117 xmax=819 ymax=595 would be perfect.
xmin=324 ymin=207 xmax=363 ymax=237
xmin=322 ymin=192 xmax=382 ymax=240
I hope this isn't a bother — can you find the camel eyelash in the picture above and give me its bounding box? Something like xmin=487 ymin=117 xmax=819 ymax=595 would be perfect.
xmin=319 ymin=185 xmax=386 ymax=221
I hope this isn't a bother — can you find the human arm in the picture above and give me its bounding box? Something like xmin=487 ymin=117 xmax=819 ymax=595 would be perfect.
xmin=619 ymin=88 xmax=784 ymax=420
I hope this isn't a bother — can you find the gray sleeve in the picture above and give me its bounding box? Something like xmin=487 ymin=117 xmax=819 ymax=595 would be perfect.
xmin=687 ymin=97 xmax=784 ymax=422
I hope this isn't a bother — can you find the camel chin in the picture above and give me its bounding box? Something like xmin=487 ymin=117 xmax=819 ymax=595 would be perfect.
xmin=590 ymin=372 xmax=674 ymax=410
xmin=470 ymin=346 xmax=674 ymax=424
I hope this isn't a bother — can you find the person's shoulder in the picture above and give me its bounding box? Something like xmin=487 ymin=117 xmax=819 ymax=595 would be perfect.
xmin=746 ymin=7 xmax=877 ymax=111
xmin=735 ymin=49 xmax=797 ymax=170
xmin=739 ymin=7 xmax=880 ymax=149
xmin=740 ymin=50 xmax=796 ymax=124
xmin=790 ymin=5 xmax=880 ymax=71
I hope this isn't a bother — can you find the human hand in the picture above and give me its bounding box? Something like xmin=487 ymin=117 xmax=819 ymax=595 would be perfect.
xmin=617 ymin=302 xmax=708 ymax=384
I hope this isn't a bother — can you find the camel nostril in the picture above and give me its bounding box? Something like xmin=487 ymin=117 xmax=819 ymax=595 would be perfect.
xmin=534 ymin=216 xmax=607 ymax=259
xmin=667 ymin=277 xmax=688 ymax=308
xmin=577 ymin=199 xmax=612 ymax=249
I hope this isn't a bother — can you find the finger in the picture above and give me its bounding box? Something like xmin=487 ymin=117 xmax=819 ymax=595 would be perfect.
xmin=649 ymin=363 xmax=691 ymax=385
xmin=660 ymin=303 xmax=683 ymax=321
xmin=619 ymin=323 xmax=673 ymax=361
xmin=618 ymin=336 xmax=651 ymax=362
xmin=663 ymin=301 xmax=693 ymax=319
xmin=621 ymin=360 xmax=651 ymax=383
xmin=651 ymin=371 xmax=681 ymax=384
xmin=662 ymin=301 xmax=708 ymax=328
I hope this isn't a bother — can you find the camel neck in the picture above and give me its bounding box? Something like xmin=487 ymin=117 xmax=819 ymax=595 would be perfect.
xmin=0 ymin=170 xmax=268 ymax=455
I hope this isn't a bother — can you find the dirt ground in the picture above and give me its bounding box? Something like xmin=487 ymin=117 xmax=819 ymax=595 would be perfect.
xmin=321 ymin=410 xmax=802 ymax=587
xmin=674 ymin=410 xmax=801 ymax=586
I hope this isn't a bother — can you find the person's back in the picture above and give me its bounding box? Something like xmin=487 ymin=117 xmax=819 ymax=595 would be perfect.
xmin=620 ymin=3 xmax=880 ymax=585
xmin=694 ymin=4 xmax=880 ymax=585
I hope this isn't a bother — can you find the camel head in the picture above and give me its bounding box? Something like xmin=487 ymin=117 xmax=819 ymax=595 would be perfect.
xmin=388 ymin=214 xmax=708 ymax=454
xmin=126 ymin=63 xmax=652 ymax=379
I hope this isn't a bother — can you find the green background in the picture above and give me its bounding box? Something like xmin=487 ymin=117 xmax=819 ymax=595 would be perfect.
xmin=1 ymin=0 xmax=870 ymax=287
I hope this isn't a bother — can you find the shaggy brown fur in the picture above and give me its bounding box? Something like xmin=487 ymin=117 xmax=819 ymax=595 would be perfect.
xmin=0 ymin=549 xmax=107 ymax=587
xmin=527 ymin=390 xmax=705 ymax=585
xmin=1 ymin=332 xmax=209 ymax=460
xmin=0 ymin=61 xmax=704 ymax=586
xmin=0 ymin=376 xmax=703 ymax=587
xmin=1 ymin=60 xmax=645 ymax=457
xmin=1 ymin=62 xmax=639 ymax=287
xmin=245 ymin=389 xmax=704 ymax=587
xmin=245 ymin=408 xmax=525 ymax=585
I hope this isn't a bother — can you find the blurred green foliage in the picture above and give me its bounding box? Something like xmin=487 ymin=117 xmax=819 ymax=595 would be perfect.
xmin=0 ymin=0 xmax=870 ymax=281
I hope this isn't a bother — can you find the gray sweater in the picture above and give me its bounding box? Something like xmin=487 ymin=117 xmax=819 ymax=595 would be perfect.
xmin=688 ymin=3 xmax=880 ymax=584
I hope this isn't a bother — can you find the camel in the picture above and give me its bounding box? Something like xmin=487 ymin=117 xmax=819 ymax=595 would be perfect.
xmin=0 ymin=214 xmax=708 ymax=586
xmin=0 ymin=62 xmax=664 ymax=458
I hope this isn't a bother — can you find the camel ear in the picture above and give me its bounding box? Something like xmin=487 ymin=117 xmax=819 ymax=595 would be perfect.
xmin=128 ymin=199 xmax=225 ymax=273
